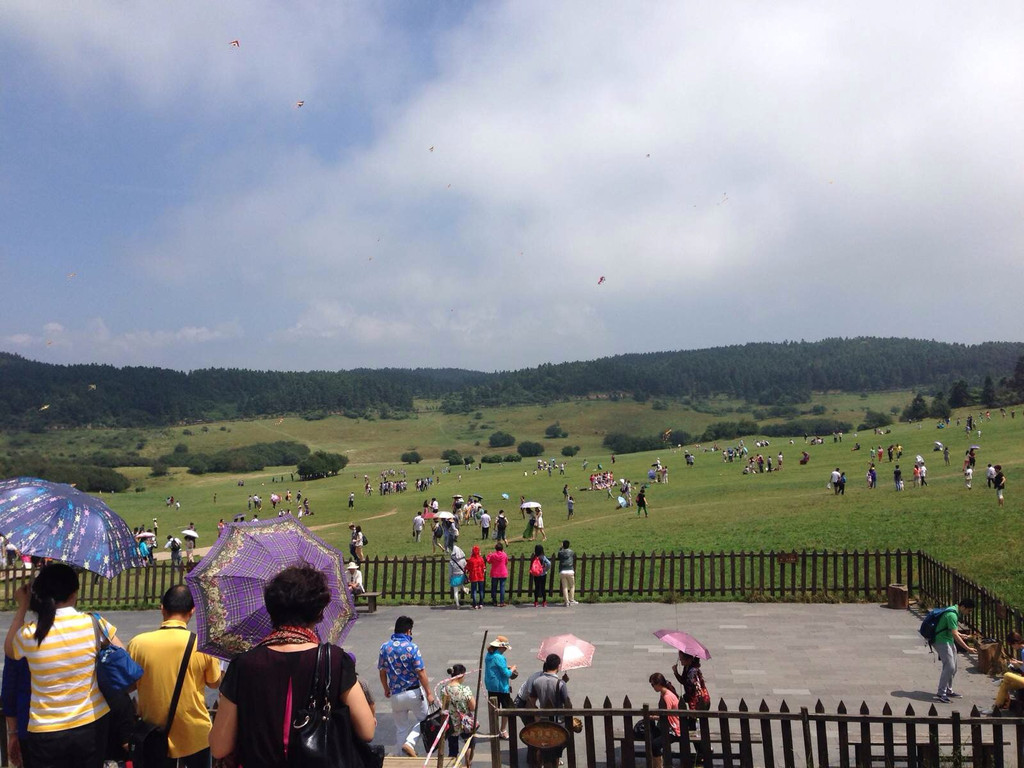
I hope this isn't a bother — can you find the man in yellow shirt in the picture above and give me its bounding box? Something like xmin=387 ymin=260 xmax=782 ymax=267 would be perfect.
xmin=128 ymin=585 xmax=222 ymax=767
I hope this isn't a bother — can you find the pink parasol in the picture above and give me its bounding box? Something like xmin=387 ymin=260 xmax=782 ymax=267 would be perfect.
xmin=653 ymin=629 xmax=711 ymax=660
xmin=536 ymin=633 xmax=595 ymax=670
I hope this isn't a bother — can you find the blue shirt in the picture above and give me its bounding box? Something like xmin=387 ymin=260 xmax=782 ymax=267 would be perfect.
xmin=484 ymin=651 xmax=512 ymax=694
xmin=1 ymin=655 xmax=30 ymax=738
xmin=378 ymin=633 xmax=424 ymax=693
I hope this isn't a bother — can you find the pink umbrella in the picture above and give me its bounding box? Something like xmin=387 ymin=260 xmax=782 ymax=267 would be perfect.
xmin=537 ymin=634 xmax=595 ymax=670
xmin=653 ymin=629 xmax=711 ymax=660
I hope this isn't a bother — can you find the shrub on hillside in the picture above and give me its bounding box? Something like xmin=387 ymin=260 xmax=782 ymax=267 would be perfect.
xmin=441 ymin=448 xmax=462 ymax=465
xmin=488 ymin=431 xmax=516 ymax=448
xmin=561 ymin=445 xmax=580 ymax=457
xmin=400 ymin=451 xmax=422 ymax=464
xmin=296 ymin=451 xmax=349 ymax=480
xmin=602 ymin=433 xmax=663 ymax=454
xmin=544 ymin=422 xmax=568 ymax=439
xmin=502 ymin=453 xmax=523 ymax=462
xmin=858 ymin=410 xmax=892 ymax=431
xmin=481 ymin=454 xmax=503 ymax=464
xmin=760 ymin=418 xmax=853 ymax=438
xmin=517 ymin=441 xmax=544 ymax=457
xmin=698 ymin=420 xmax=760 ymax=442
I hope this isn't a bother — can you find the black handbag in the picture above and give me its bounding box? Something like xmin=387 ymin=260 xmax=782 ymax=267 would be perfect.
xmin=419 ymin=706 xmax=447 ymax=750
xmin=128 ymin=631 xmax=196 ymax=768
xmin=289 ymin=644 xmax=383 ymax=768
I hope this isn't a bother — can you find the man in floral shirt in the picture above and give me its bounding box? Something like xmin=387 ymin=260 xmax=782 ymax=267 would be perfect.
xmin=378 ymin=615 xmax=434 ymax=756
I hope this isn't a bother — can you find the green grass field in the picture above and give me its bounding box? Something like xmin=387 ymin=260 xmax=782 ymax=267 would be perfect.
xmin=5 ymin=394 xmax=1022 ymax=605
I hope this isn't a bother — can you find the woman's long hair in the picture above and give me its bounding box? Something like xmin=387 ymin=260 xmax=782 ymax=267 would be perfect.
xmin=29 ymin=563 xmax=80 ymax=645
xmin=649 ymin=672 xmax=678 ymax=696
xmin=533 ymin=544 xmax=545 ymax=559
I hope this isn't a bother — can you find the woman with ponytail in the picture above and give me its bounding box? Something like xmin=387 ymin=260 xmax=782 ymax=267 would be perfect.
xmin=3 ymin=563 xmax=122 ymax=768
xmin=440 ymin=664 xmax=476 ymax=767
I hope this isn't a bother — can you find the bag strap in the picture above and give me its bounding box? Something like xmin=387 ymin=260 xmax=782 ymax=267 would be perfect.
xmin=90 ymin=613 xmax=110 ymax=651
xmin=163 ymin=633 xmax=196 ymax=733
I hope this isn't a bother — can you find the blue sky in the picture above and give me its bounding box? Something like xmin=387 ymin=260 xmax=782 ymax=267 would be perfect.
xmin=2 ymin=1 xmax=1022 ymax=373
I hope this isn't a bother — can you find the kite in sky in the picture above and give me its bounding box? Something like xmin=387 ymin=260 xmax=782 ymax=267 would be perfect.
xmin=295 ymin=101 xmax=304 ymax=108
xmin=66 ymin=272 xmax=76 ymax=279
xmin=597 ymin=276 xmax=606 ymax=285
xmin=428 ymin=146 xmax=434 ymax=152
xmin=39 ymin=404 xmax=49 ymax=411
xmin=88 ymin=384 xmax=97 ymax=390
xmin=230 ymin=40 xmax=240 ymax=47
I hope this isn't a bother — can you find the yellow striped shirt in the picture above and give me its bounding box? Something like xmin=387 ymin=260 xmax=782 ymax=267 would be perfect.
xmin=11 ymin=607 xmax=112 ymax=732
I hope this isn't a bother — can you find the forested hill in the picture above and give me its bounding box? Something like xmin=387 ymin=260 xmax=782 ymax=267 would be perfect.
xmin=1 ymin=338 xmax=1022 ymax=429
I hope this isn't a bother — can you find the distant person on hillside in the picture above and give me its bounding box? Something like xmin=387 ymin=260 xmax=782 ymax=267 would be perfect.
xmin=635 ymin=488 xmax=648 ymax=517
xmin=412 ymin=512 xmax=424 ymax=543
xmin=495 ymin=511 xmax=508 ymax=546
xmin=964 ymin=464 xmax=973 ymax=489
xmin=893 ymin=465 xmax=904 ymax=491
xmin=994 ymin=465 xmax=1006 ymax=507
xmin=830 ymin=468 xmax=841 ymax=494
xmin=566 ymin=495 xmax=575 ymax=520
xmin=480 ymin=510 xmax=491 ymax=540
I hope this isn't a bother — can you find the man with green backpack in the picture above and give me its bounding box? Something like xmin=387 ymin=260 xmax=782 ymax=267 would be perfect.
xmin=924 ymin=598 xmax=977 ymax=703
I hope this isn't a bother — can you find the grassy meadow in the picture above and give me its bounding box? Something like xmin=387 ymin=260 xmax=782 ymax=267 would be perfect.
xmin=5 ymin=392 xmax=1023 ymax=605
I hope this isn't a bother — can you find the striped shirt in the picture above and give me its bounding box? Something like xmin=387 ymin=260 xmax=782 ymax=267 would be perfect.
xmin=11 ymin=607 xmax=112 ymax=732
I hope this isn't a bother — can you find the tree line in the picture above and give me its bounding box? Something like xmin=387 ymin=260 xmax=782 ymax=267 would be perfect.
xmin=2 ymin=338 xmax=1023 ymax=429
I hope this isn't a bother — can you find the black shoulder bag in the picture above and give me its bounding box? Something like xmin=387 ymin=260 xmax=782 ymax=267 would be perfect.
xmin=129 ymin=631 xmax=196 ymax=768
xmin=289 ymin=644 xmax=383 ymax=768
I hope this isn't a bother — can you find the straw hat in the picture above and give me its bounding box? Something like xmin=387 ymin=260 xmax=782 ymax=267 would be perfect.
xmin=346 ymin=562 xmax=360 ymax=570
xmin=488 ymin=635 xmax=511 ymax=649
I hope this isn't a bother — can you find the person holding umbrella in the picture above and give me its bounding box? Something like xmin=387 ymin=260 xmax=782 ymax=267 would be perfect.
xmin=210 ymin=565 xmax=375 ymax=765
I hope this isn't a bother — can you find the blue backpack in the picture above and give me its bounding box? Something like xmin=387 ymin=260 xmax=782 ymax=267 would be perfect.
xmin=919 ymin=606 xmax=955 ymax=650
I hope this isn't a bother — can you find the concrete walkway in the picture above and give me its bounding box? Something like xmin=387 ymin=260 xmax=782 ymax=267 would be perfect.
xmin=4 ymin=600 xmax=995 ymax=758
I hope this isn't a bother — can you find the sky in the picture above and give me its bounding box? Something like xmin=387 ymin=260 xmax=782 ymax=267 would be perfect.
xmin=2 ymin=2 xmax=1023 ymax=373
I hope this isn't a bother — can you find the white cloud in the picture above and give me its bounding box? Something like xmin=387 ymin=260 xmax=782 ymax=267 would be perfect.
xmin=3 ymin=1 xmax=1023 ymax=369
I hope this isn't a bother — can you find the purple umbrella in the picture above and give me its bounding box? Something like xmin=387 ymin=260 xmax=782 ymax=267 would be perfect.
xmin=653 ymin=629 xmax=712 ymax=660
xmin=186 ymin=517 xmax=357 ymax=660
xmin=0 ymin=476 xmax=144 ymax=578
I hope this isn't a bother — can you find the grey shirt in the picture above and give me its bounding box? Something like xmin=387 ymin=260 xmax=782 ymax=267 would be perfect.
xmin=556 ymin=547 xmax=575 ymax=572
xmin=531 ymin=672 xmax=571 ymax=708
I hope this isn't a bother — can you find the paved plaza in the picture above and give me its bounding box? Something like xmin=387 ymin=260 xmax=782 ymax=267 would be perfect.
xmin=4 ymin=599 xmax=997 ymax=715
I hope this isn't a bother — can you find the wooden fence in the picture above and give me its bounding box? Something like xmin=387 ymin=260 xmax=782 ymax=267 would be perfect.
xmin=487 ymin=697 xmax=1024 ymax=767
xmin=0 ymin=549 xmax=1022 ymax=642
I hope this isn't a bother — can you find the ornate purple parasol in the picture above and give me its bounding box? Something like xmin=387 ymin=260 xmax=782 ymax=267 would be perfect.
xmin=186 ymin=517 xmax=357 ymax=660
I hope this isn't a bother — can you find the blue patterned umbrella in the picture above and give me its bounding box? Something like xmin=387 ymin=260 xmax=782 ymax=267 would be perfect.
xmin=186 ymin=517 xmax=357 ymax=660
xmin=0 ymin=477 xmax=144 ymax=578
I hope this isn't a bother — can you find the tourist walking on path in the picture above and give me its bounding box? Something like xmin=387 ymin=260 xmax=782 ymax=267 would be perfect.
xmin=648 ymin=673 xmax=681 ymax=768
xmin=440 ymin=664 xmax=476 ymax=767
xmin=378 ymin=616 xmax=434 ymax=757
xmin=933 ymin=598 xmax=977 ymax=703
xmin=412 ymin=512 xmax=424 ymax=543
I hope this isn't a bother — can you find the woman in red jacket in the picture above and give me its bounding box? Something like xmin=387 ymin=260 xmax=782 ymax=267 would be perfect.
xmin=466 ymin=545 xmax=486 ymax=610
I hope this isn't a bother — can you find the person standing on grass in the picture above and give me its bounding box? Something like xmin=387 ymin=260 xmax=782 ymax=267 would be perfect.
xmin=964 ymin=464 xmax=974 ymax=489
xmin=636 ymin=488 xmax=648 ymax=517
xmin=994 ymin=465 xmax=1006 ymax=507
xmin=934 ymin=598 xmax=977 ymax=703
xmin=486 ymin=542 xmax=509 ymax=606
xmin=894 ymin=464 xmax=904 ymax=491
xmin=480 ymin=509 xmax=491 ymax=541
xmin=566 ymin=495 xmax=575 ymax=520
xmin=495 ymin=510 xmax=508 ymax=546
xmin=830 ymin=467 xmax=841 ymax=494
xmin=412 ymin=511 xmax=425 ymax=543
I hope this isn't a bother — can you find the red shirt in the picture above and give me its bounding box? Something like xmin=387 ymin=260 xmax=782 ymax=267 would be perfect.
xmin=466 ymin=554 xmax=486 ymax=582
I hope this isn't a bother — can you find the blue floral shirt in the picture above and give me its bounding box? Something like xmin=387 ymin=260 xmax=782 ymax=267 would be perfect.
xmin=378 ymin=633 xmax=425 ymax=692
